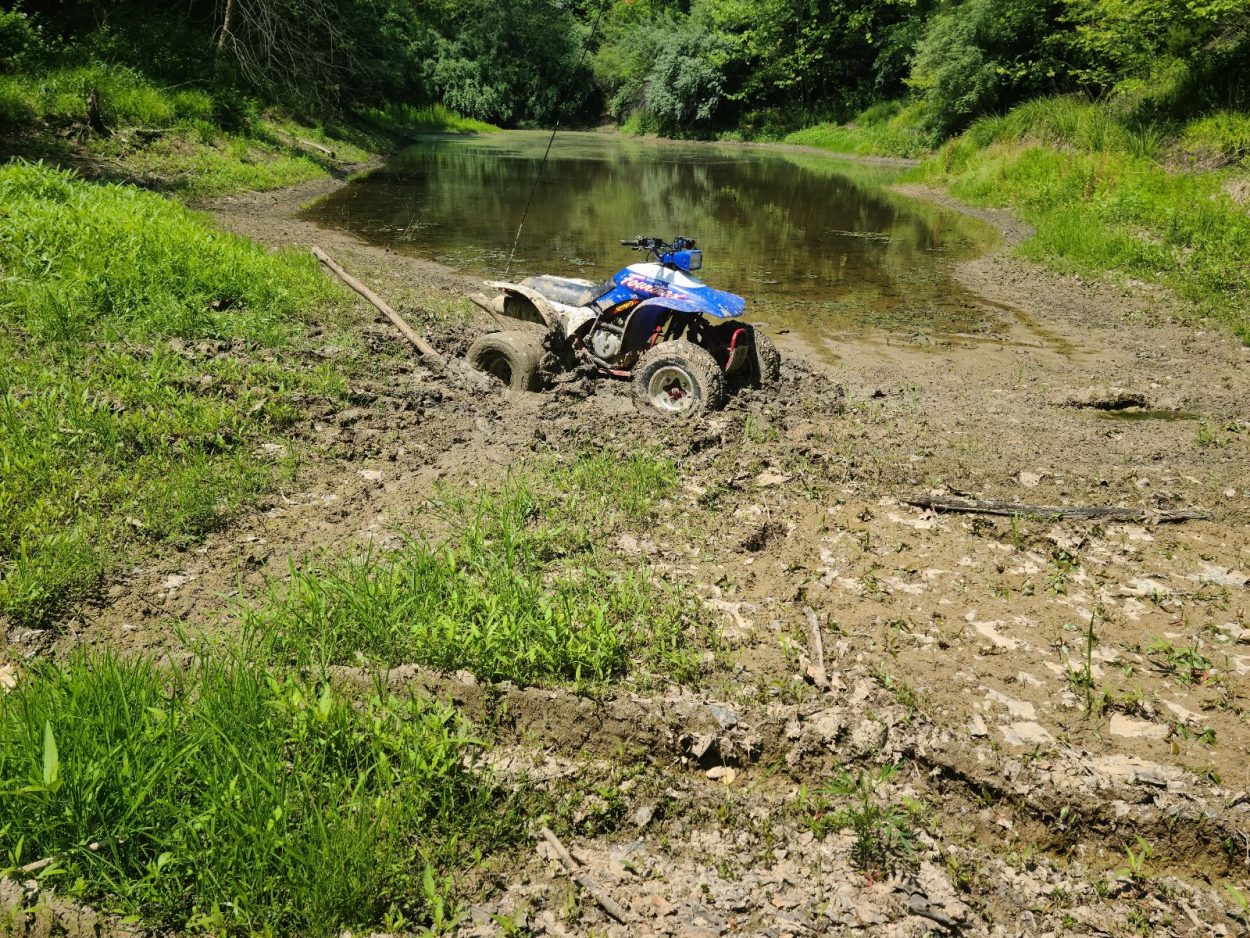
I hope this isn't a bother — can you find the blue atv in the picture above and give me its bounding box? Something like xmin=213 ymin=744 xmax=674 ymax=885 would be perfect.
xmin=467 ymin=236 xmax=781 ymax=416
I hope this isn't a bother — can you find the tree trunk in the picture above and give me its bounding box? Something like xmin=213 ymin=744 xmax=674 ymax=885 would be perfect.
xmin=218 ymin=0 xmax=235 ymax=51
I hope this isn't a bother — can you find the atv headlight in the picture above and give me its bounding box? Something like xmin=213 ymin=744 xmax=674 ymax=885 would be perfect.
xmin=677 ymin=249 xmax=702 ymax=271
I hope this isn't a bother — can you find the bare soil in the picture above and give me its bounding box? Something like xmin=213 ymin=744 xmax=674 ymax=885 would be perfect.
xmin=8 ymin=171 xmax=1250 ymax=936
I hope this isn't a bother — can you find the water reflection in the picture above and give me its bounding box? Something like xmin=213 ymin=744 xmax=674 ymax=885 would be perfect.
xmin=304 ymin=131 xmax=1003 ymax=340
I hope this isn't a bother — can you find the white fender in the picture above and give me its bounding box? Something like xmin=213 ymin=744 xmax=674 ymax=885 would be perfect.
xmin=483 ymin=281 xmax=594 ymax=338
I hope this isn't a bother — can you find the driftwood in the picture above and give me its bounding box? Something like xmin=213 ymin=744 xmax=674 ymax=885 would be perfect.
xmin=311 ymin=246 xmax=447 ymax=369
xmin=801 ymin=606 xmax=831 ymax=691
xmin=905 ymin=495 xmax=1207 ymax=524
xmin=538 ymin=827 xmax=633 ymax=924
xmin=274 ymin=128 xmax=336 ymax=158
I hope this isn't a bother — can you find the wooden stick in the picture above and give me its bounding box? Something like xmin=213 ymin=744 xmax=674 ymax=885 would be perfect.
xmin=905 ymin=495 xmax=1207 ymax=524
xmin=311 ymin=246 xmax=447 ymax=370
xmin=538 ymin=827 xmax=633 ymax=924
xmin=802 ymin=606 xmax=830 ymax=690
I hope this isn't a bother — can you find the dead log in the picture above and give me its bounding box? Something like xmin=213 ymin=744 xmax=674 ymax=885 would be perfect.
xmin=311 ymin=246 xmax=447 ymax=369
xmin=905 ymin=495 xmax=1207 ymax=524
xmin=538 ymin=827 xmax=633 ymax=924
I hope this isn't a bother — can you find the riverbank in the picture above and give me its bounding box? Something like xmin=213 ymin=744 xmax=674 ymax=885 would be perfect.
xmin=3 ymin=131 xmax=1249 ymax=934
xmin=770 ymin=96 xmax=1250 ymax=345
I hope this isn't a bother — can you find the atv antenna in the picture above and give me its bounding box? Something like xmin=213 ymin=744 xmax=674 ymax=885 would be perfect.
xmin=504 ymin=0 xmax=612 ymax=278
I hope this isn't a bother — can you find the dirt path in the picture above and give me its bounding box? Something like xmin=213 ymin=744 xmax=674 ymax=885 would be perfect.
xmin=23 ymin=170 xmax=1248 ymax=936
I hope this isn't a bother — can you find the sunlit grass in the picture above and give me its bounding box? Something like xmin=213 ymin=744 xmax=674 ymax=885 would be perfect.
xmin=365 ymin=102 xmax=500 ymax=134
xmin=0 ymin=162 xmax=344 ymax=627
xmin=252 ymin=454 xmax=706 ymax=686
xmin=0 ymin=650 xmax=513 ymax=935
xmin=920 ymin=97 xmax=1250 ymax=343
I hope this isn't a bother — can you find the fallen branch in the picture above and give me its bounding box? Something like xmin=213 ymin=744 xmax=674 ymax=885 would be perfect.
xmin=311 ymin=246 xmax=447 ymax=370
xmin=905 ymin=495 xmax=1207 ymax=525
xmin=538 ymin=827 xmax=633 ymax=924
xmin=272 ymin=128 xmax=336 ymax=158
xmin=801 ymin=606 xmax=832 ymax=691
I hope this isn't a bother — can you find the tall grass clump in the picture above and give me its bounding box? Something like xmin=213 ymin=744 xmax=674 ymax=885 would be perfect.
xmin=0 ymin=651 xmax=508 ymax=934
xmin=366 ymin=102 xmax=499 ymax=134
xmin=0 ymin=162 xmax=337 ymax=627
xmin=784 ymin=101 xmax=938 ymax=159
xmin=919 ymin=96 xmax=1250 ymax=343
xmin=252 ymin=462 xmax=702 ymax=686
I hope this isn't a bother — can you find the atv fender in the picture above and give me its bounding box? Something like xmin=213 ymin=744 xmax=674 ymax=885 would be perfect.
xmin=482 ymin=281 xmax=595 ymax=337
xmin=620 ymin=299 xmax=680 ymax=355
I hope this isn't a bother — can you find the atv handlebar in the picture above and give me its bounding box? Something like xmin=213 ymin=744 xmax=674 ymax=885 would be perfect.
xmin=620 ymin=236 xmax=697 ymax=255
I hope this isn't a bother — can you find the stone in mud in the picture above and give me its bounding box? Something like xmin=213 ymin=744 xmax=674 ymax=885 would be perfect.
xmin=1109 ymin=714 xmax=1169 ymax=740
xmin=1062 ymin=386 xmax=1149 ymax=410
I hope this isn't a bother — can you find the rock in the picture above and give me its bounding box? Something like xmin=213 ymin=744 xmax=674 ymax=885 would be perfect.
xmin=1062 ymin=386 xmax=1149 ymax=410
xmin=1109 ymin=714 xmax=1169 ymax=740
xmin=754 ymin=470 xmax=792 ymax=488
xmin=968 ymin=713 xmax=989 ymax=738
xmin=1001 ymin=721 xmax=1053 ymax=746
xmin=706 ymin=703 xmax=740 ymax=730
xmin=630 ymin=805 xmax=655 ymax=828
xmin=1018 ymin=470 xmax=1045 ymax=488
xmin=358 ymin=468 xmax=383 ymax=483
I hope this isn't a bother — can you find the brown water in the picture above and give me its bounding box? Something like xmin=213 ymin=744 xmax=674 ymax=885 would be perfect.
xmin=305 ymin=131 xmax=1006 ymax=344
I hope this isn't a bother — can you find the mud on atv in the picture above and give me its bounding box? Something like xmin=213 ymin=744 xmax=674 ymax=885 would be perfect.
xmin=466 ymin=236 xmax=781 ymax=417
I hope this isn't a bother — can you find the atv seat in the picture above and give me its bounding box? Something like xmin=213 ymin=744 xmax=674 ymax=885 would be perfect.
xmin=521 ymin=275 xmax=612 ymax=308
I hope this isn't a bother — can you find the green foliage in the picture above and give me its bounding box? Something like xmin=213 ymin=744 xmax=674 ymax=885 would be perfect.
xmin=250 ymin=456 xmax=702 ymax=686
xmin=920 ymin=96 xmax=1250 ymax=343
xmin=0 ymin=162 xmax=337 ymax=626
xmin=366 ymin=102 xmax=500 ymax=134
xmin=800 ymin=763 xmax=919 ymax=873
xmin=0 ymin=8 xmax=37 ymax=70
xmin=910 ymin=0 xmax=1065 ymax=133
xmin=785 ymin=100 xmax=937 ymax=157
xmin=0 ymin=650 xmax=508 ymax=934
xmin=428 ymin=0 xmax=587 ymax=126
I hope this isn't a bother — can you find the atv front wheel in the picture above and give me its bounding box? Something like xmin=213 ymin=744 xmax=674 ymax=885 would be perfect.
xmin=467 ymin=330 xmax=544 ymax=391
xmin=633 ymin=340 xmax=727 ymax=417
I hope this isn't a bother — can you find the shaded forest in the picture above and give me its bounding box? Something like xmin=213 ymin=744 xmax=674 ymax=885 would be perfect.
xmin=2 ymin=0 xmax=1247 ymax=138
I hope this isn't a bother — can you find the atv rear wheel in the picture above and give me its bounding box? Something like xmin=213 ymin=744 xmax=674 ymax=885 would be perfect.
xmin=467 ymin=330 xmax=544 ymax=391
xmin=633 ymin=340 xmax=727 ymax=417
xmin=745 ymin=329 xmax=781 ymax=387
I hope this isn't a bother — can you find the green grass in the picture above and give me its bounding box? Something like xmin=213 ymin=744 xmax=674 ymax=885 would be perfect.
xmin=0 ymin=63 xmax=381 ymax=196
xmin=783 ymin=101 xmax=938 ymax=159
xmin=0 ymin=162 xmax=346 ymax=627
xmin=918 ymin=96 xmax=1250 ymax=342
xmin=365 ymin=102 xmax=499 ymax=134
xmin=251 ymin=454 xmax=704 ymax=686
xmin=0 ymin=649 xmax=511 ymax=935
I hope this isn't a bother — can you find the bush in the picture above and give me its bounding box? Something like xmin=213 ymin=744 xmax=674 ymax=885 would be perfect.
xmin=0 ymin=8 xmax=37 ymax=71
xmin=910 ymin=0 xmax=1066 ymax=134
xmin=1181 ymin=111 xmax=1250 ymax=166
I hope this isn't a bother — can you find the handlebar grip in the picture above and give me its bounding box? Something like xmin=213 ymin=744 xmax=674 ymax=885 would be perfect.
xmin=619 ymin=239 xmax=636 ymax=246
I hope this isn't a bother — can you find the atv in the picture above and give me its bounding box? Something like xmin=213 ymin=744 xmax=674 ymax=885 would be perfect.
xmin=467 ymin=236 xmax=780 ymax=416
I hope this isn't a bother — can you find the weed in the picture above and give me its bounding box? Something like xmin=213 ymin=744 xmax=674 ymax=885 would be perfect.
xmin=802 ymin=764 xmax=918 ymax=874
xmin=250 ymin=469 xmax=706 ymax=686
xmin=0 ymin=650 xmax=513 ymax=935
xmin=1146 ymin=639 xmax=1215 ymax=685
xmin=1117 ymin=835 xmax=1153 ymax=881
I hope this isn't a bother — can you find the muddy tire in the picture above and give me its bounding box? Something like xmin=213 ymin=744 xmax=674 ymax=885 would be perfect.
xmin=633 ymin=340 xmax=727 ymax=417
xmin=467 ymin=331 xmax=544 ymax=391
xmin=745 ymin=329 xmax=782 ymax=387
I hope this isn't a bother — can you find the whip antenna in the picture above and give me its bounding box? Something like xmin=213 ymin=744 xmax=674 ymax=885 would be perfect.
xmin=504 ymin=0 xmax=612 ymax=278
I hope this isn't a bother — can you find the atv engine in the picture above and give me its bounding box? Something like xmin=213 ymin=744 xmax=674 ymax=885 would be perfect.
xmin=587 ymin=326 xmax=622 ymax=360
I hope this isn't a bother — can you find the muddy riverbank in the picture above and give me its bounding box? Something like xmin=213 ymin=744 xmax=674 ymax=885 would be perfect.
xmin=14 ymin=165 xmax=1247 ymax=936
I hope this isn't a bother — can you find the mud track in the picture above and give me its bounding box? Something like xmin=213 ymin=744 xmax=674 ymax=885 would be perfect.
xmin=7 ymin=171 xmax=1248 ymax=936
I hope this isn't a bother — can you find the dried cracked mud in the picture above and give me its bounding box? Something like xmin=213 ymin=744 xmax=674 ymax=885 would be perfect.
xmin=4 ymin=171 xmax=1249 ymax=937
